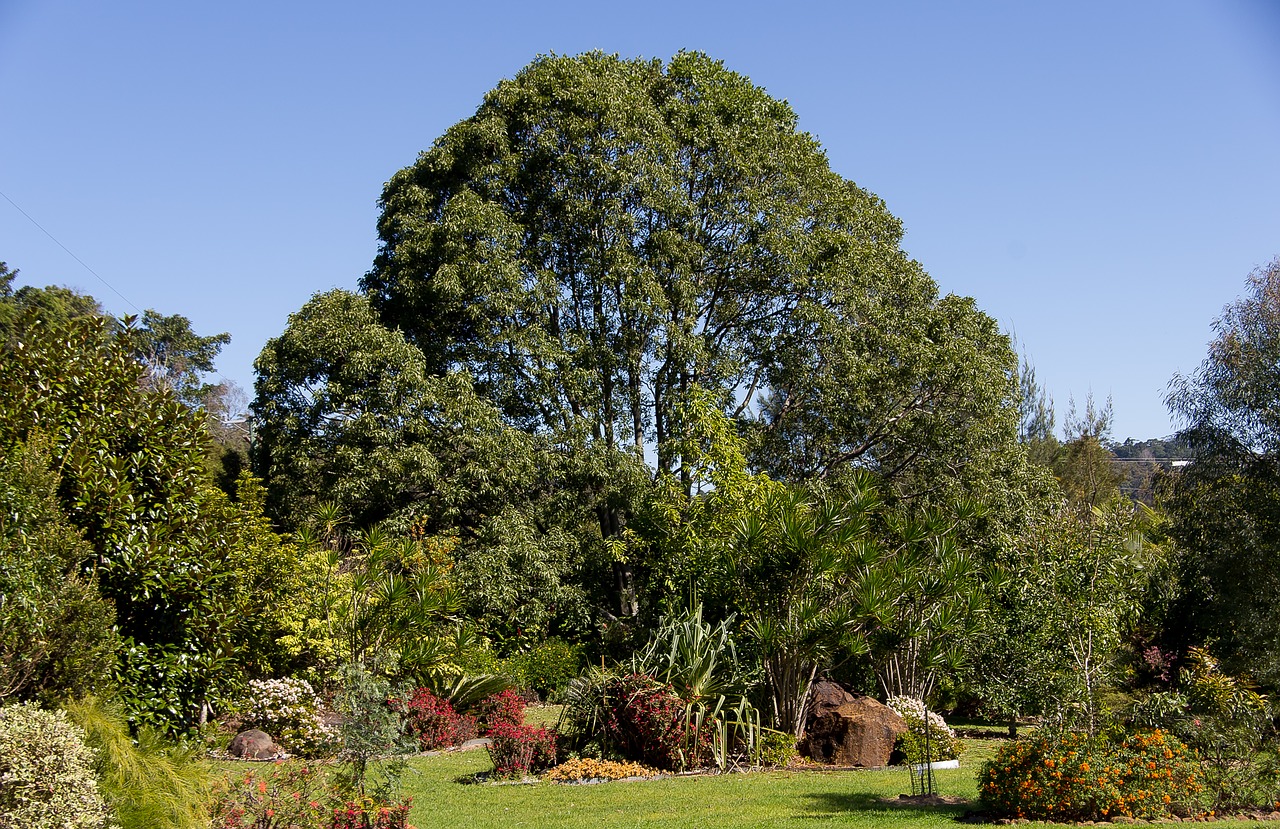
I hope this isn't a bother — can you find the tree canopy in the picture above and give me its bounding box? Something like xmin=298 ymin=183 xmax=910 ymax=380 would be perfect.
xmin=1163 ymin=258 xmax=1280 ymax=683
xmin=360 ymin=51 xmax=1020 ymax=505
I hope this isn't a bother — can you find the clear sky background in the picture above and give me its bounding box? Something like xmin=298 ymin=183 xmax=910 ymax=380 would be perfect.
xmin=2 ymin=1 xmax=1277 ymax=442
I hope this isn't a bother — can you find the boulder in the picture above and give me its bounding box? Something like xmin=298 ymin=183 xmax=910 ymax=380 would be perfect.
xmin=800 ymin=683 xmax=906 ymax=767
xmin=228 ymin=729 xmax=279 ymax=759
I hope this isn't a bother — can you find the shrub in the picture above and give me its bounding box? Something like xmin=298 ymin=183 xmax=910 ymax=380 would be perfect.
xmin=398 ymin=688 xmax=478 ymax=750
xmin=478 ymin=689 xmax=526 ymax=732
xmin=601 ymin=673 xmax=710 ymax=771
xmin=755 ymin=729 xmax=797 ymax=768
xmin=211 ymin=762 xmax=414 ymax=829
xmin=242 ymin=677 xmax=338 ymax=756
xmin=212 ymin=762 xmax=331 ymax=829
xmin=543 ymin=758 xmax=660 ymax=782
xmin=486 ymin=720 xmax=557 ymax=779
xmin=332 ymin=664 xmax=409 ymax=802
xmin=330 ymin=798 xmax=413 ymax=829
xmin=504 ymin=639 xmax=583 ymax=700
xmin=886 ymin=696 xmax=964 ymax=763
xmin=979 ymin=729 xmax=1202 ymax=821
xmin=0 ymin=702 xmax=110 ymax=829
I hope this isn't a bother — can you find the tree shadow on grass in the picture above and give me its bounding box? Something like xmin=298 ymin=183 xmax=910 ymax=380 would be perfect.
xmin=800 ymin=791 xmax=973 ymax=821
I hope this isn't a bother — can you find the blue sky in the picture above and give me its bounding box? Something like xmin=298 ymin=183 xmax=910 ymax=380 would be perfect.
xmin=2 ymin=0 xmax=1277 ymax=442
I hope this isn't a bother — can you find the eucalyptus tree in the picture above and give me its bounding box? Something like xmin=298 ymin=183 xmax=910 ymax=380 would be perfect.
xmin=1163 ymin=258 xmax=1280 ymax=685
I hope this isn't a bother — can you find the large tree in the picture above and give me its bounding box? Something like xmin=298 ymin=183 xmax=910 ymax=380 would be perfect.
xmin=361 ymin=51 xmax=1020 ymax=506
xmin=1163 ymin=257 xmax=1280 ymax=684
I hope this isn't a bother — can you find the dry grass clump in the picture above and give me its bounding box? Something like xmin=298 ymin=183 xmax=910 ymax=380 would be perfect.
xmin=543 ymin=757 xmax=662 ymax=783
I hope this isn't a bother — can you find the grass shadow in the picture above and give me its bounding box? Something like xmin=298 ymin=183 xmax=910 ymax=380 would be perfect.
xmin=801 ymin=791 xmax=973 ymax=820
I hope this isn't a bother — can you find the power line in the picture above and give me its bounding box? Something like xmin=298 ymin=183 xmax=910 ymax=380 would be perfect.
xmin=0 ymin=187 xmax=141 ymax=314
xmin=0 ymin=187 xmax=244 ymax=402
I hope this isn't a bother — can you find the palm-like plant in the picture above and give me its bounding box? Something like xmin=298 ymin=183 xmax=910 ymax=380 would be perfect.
xmin=730 ymin=485 xmax=882 ymax=738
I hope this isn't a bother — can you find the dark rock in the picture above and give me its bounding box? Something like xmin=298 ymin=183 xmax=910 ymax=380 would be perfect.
xmin=799 ymin=684 xmax=906 ymax=767
xmin=228 ymin=729 xmax=279 ymax=759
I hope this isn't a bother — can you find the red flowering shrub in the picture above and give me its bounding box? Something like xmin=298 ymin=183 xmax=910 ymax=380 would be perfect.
xmin=397 ymin=688 xmax=477 ymax=750
xmin=486 ymin=720 xmax=557 ymax=778
xmin=601 ymin=674 xmax=710 ymax=771
xmin=980 ymin=729 xmax=1203 ymax=821
xmin=479 ymin=689 xmax=527 ymax=732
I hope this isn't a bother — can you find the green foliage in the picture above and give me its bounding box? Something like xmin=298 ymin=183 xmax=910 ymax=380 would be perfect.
xmin=979 ymin=729 xmax=1201 ymax=821
xmin=503 ymin=638 xmax=583 ymax=701
xmin=252 ymin=290 xmax=624 ymax=639
xmin=754 ymin=730 xmax=797 ymax=768
xmin=0 ymin=440 xmax=118 ymax=705
xmin=631 ymin=605 xmax=763 ymax=769
xmin=0 ymin=314 xmax=300 ymax=731
xmin=885 ymin=697 xmax=964 ymax=763
xmin=1164 ymin=258 xmax=1280 ymax=685
xmin=1129 ymin=649 xmax=1280 ymax=811
xmin=0 ymin=702 xmax=111 ymax=829
xmin=0 ymin=270 xmax=107 ymax=347
xmin=65 ymin=697 xmax=212 ymax=829
xmin=454 ymin=508 xmax=592 ymax=646
xmin=332 ymin=663 xmax=409 ymax=802
xmin=969 ymin=499 xmax=1159 ymax=734
xmin=129 ymin=309 xmax=230 ymax=408
xmin=212 ymin=762 xmax=332 ymax=829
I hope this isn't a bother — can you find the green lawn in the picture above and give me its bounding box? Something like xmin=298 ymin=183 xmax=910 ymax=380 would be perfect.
xmin=400 ymin=749 xmax=977 ymax=829
xmin=395 ymin=736 xmax=1260 ymax=829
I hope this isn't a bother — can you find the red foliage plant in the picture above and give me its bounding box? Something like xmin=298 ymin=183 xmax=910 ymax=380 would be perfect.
xmin=397 ymin=688 xmax=477 ymax=750
xmin=486 ymin=720 xmax=557 ymax=779
xmin=479 ymin=689 xmax=527 ymax=732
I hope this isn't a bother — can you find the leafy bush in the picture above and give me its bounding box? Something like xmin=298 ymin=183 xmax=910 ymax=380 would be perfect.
xmin=66 ymin=696 xmax=212 ymax=829
xmin=332 ymin=664 xmax=409 ymax=802
xmin=979 ymin=729 xmax=1202 ymax=821
xmin=330 ymin=798 xmax=413 ymax=829
xmin=0 ymin=702 xmax=110 ymax=829
xmin=886 ymin=696 xmax=964 ymax=762
xmin=242 ymin=678 xmax=338 ymax=756
xmin=1128 ymin=648 xmax=1280 ymax=811
xmin=486 ymin=720 xmax=557 ymax=779
xmin=397 ymin=688 xmax=477 ymax=750
xmin=212 ymin=762 xmax=331 ymax=828
xmin=211 ymin=762 xmax=413 ymax=829
xmin=503 ymin=639 xmax=583 ymax=700
xmin=756 ymin=729 xmax=797 ymax=768
xmin=0 ymin=440 xmax=118 ymax=707
xmin=601 ymin=673 xmax=710 ymax=771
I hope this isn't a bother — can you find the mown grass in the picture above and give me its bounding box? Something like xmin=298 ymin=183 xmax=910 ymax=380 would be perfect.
xmin=395 ymin=735 xmax=1261 ymax=829
xmin=400 ymin=749 xmax=976 ymax=829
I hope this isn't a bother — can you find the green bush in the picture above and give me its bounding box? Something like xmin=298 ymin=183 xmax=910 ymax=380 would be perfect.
xmin=755 ymin=729 xmax=797 ymax=768
xmin=504 ymin=638 xmax=583 ymax=700
xmin=0 ymin=440 xmax=118 ymax=706
xmin=979 ymin=729 xmax=1202 ymax=821
xmin=0 ymin=702 xmax=110 ymax=829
